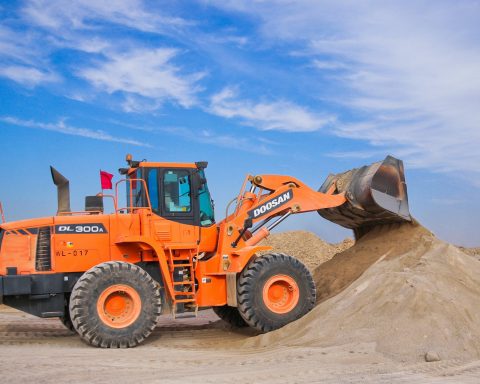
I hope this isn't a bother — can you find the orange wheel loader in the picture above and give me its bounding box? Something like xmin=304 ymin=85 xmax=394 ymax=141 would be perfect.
xmin=0 ymin=155 xmax=410 ymax=348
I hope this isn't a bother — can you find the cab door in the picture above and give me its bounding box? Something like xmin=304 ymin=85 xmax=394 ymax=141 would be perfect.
xmin=145 ymin=167 xmax=199 ymax=245
xmin=159 ymin=168 xmax=198 ymax=226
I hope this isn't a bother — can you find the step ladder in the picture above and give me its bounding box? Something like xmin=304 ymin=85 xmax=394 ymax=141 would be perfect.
xmin=166 ymin=248 xmax=198 ymax=319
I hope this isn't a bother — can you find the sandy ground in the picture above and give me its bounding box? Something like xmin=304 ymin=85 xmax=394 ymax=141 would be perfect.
xmin=1 ymin=225 xmax=479 ymax=383
xmin=1 ymin=305 xmax=479 ymax=383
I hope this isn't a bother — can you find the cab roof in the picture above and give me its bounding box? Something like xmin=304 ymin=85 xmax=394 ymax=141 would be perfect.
xmin=125 ymin=161 xmax=207 ymax=175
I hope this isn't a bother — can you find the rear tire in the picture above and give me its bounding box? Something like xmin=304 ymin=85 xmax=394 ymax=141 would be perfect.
xmin=213 ymin=305 xmax=248 ymax=328
xmin=69 ymin=261 xmax=162 ymax=348
xmin=237 ymin=253 xmax=316 ymax=332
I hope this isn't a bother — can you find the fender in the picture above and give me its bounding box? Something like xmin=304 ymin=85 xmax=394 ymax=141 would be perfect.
xmin=230 ymin=245 xmax=272 ymax=272
xmin=114 ymin=236 xmax=175 ymax=299
xmin=223 ymin=245 xmax=273 ymax=307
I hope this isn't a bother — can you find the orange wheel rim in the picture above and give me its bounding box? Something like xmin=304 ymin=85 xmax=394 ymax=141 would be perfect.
xmin=97 ymin=284 xmax=141 ymax=328
xmin=262 ymin=274 xmax=299 ymax=314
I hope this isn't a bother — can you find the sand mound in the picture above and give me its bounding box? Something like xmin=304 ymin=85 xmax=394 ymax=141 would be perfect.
xmin=459 ymin=246 xmax=480 ymax=260
xmin=260 ymin=230 xmax=353 ymax=270
xmin=250 ymin=222 xmax=480 ymax=362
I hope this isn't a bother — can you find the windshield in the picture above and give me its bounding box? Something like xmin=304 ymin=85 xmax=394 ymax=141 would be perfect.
xmin=163 ymin=170 xmax=192 ymax=213
xmin=125 ymin=168 xmax=215 ymax=225
xmin=198 ymin=170 xmax=215 ymax=226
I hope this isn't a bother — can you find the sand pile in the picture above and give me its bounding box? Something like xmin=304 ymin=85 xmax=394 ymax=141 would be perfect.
xmin=260 ymin=230 xmax=353 ymax=270
xmin=251 ymin=221 xmax=480 ymax=362
xmin=459 ymin=246 xmax=480 ymax=260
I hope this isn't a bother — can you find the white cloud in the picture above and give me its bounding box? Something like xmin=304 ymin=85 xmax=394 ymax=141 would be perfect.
xmin=209 ymin=87 xmax=334 ymax=132
xmin=1 ymin=116 xmax=148 ymax=147
xmin=209 ymin=1 xmax=480 ymax=178
xmin=22 ymin=0 xmax=187 ymax=33
xmin=78 ymin=48 xmax=203 ymax=111
xmin=55 ymin=36 xmax=112 ymax=54
xmin=1 ymin=3 xmax=202 ymax=112
xmin=311 ymin=59 xmax=347 ymax=71
xmin=2 ymin=2 xmax=200 ymax=109
xmin=161 ymin=126 xmax=272 ymax=155
xmin=0 ymin=25 xmax=57 ymax=87
xmin=0 ymin=65 xmax=58 ymax=87
xmin=0 ymin=25 xmax=37 ymax=65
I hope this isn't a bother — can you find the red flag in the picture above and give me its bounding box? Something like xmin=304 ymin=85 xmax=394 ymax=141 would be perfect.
xmin=100 ymin=170 xmax=113 ymax=190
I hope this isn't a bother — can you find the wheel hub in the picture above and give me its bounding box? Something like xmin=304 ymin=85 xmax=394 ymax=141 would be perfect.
xmin=97 ymin=284 xmax=141 ymax=328
xmin=262 ymin=274 xmax=300 ymax=314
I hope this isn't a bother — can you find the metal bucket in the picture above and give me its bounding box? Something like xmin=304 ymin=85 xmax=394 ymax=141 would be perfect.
xmin=318 ymin=156 xmax=411 ymax=237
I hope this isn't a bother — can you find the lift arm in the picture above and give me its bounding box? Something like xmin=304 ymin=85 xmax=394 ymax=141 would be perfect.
xmin=223 ymin=174 xmax=347 ymax=249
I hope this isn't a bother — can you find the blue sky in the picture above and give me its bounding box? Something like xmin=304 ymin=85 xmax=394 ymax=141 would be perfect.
xmin=1 ymin=1 xmax=479 ymax=246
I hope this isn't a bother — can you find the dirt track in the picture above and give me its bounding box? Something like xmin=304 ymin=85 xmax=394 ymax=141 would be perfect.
xmin=1 ymin=226 xmax=479 ymax=383
xmin=1 ymin=305 xmax=480 ymax=384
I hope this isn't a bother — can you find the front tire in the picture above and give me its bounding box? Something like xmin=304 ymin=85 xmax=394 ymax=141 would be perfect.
xmin=69 ymin=261 xmax=162 ymax=348
xmin=237 ymin=253 xmax=316 ymax=332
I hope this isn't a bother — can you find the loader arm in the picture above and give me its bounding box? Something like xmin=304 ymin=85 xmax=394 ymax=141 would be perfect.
xmin=220 ymin=155 xmax=411 ymax=254
xmin=220 ymin=174 xmax=347 ymax=251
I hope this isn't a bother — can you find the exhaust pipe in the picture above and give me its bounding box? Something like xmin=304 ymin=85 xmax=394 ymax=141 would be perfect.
xmin=50 ymin=166 xmax=71 ymax=214
xmin=318 ymin=156 xmax=411 ymax=238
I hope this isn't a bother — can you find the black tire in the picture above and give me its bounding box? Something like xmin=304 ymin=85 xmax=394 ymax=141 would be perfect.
xmin=213 ymin=305 xmax=248 ymax=328
xmin=60 ymin=296 xmax=76 ymax=333
xmin=237 ymin=253 xmax=316 ymax=333
xmin=69 ymin=261 xmax=162 ymax=348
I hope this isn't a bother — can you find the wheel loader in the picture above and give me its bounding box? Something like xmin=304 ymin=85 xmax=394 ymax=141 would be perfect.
xmin=0 ymin=154 xmax=410 ymax=348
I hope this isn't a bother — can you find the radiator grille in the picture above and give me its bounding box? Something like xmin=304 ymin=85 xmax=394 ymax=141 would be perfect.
xmin=35 ymin=226 xmax=52 ymax=271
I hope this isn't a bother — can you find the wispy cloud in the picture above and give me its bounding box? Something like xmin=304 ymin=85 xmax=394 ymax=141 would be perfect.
xmin=2 ymin=0 xmax=198 ymax=108
xmin=161 ymin=126 xmax=272 ymax=155
xmin=311 ymin=59 xmax=347 ymax=71
xmin=0 ymin=24 xmax=57 ymax=87
xmin=209 ymin=87 xmax=334 ymax=132
xmin=210 ymin=1 xmax=480 ymax=179
xmin=326 ymin=148 xmax=387 ymax=160
xmin=21 ymin=0 xmax=187 ymax=33
xmin=1 ymin=116 xmax=148 ymax=147
xmin=78 ymin=48 xmax=204 ymax=111
xmin=0 ymin=25 xmax=38 ymax=65
xmin=0 ymin=65 xmax=58 ymax=87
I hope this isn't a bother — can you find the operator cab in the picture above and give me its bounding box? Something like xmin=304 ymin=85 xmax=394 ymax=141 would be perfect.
xmin=120 ymin=156 xmax=215 ymax=227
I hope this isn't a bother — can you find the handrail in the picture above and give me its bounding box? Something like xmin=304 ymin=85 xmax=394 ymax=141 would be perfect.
xmin=58 ymin=210 xmax=103 ymax=216
xmin=99 ymin=193 xmax=118 ymax=212
xmin=115 ymin=178 xmax=152 ymax=214
xmin=51 ymin=178 xmax=153 ymax=217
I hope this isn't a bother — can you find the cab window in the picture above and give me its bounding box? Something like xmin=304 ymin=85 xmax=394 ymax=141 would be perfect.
xmin=197 ymin=170 xmax=215 ymax=226
xmin=147 ymin=168 xmax=159 ymax=213
xmin=163 ymin=170 xmax=191 ymax=213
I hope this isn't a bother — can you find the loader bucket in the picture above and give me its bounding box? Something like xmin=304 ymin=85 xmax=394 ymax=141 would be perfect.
xmin=318 ymin=156 xmax=411 ymax=238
